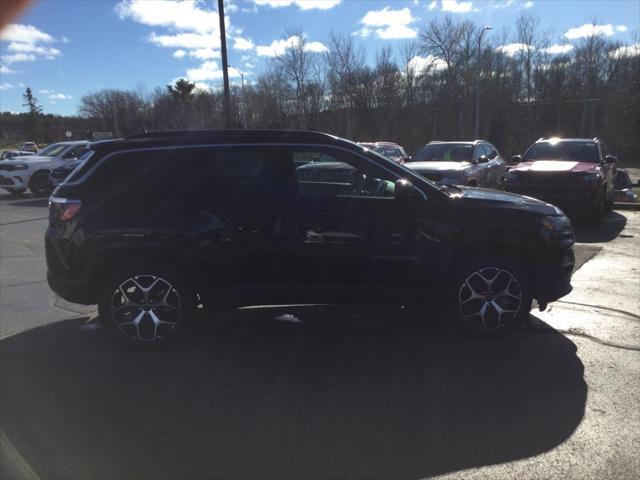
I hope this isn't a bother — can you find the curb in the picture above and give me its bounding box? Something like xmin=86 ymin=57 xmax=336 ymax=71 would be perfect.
xmin=613 ymin=203 xmax=640 ymax=211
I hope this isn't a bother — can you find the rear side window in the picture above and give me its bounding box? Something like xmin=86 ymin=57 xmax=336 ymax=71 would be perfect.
xmin=85 ymin=146 xmax=294 ymax=205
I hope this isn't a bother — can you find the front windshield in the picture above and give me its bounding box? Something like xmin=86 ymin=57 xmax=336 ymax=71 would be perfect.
xmin=412 ymin=144 xmax=473 ymax=163
xmin=37 ymin=143 xmax=67 ymax=157
xmin=523 ymin=142 xmax=600 ymax=163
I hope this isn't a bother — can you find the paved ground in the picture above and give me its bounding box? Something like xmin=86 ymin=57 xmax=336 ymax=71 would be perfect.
xmin=0 ymin=192 xmax=638 ymax=479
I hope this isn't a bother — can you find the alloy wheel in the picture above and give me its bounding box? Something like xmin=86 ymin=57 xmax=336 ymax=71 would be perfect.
xmin=457 ymin=267 xmax=523 ymax=330
xmin=110 ymin=274 xmax=182 ymax=342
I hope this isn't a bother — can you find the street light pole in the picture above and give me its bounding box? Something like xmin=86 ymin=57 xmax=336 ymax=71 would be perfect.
xmin=475 ymin=25 xmax=492 ymax=139
xmin=218 ymin=0 xmax=231 ymax=129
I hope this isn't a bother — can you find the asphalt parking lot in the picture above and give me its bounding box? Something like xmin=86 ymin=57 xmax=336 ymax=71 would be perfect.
xmin=1 ymin=192 xmax=638 ymax=480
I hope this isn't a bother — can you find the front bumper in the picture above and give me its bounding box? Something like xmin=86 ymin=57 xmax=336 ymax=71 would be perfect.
xmin=0 ymin=174 xmax=27 ymax=189
xmin=506 ymin=186 xmax=598 ymax=212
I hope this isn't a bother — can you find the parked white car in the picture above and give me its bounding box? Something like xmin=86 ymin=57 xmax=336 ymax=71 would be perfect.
xmin=0 ymin=141 xmax=90 ymax=196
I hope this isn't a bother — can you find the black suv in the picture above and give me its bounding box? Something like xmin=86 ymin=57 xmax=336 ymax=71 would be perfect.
xmin=46 ymin=130 xmax=575 ymax=345
xmin=507 ymin=137 xmax=617 ymax=224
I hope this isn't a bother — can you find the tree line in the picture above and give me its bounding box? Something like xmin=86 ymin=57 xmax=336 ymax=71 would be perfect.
xmin=2 ymin=14 xmax=639 ymax=164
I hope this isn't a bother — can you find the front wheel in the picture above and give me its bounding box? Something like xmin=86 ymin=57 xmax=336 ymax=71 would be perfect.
xmin=447 ymin=257 xmax=533 ymax=335
xmin=28 ymin=171 xmax=53 ymax=197
xmin=587 ymin=192 xmax=604 ymax=225
xmin=98 ymin=267 xmax=195 ymax=347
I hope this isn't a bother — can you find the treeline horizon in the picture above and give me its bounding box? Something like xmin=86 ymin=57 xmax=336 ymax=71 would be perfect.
xmin=1 ymin=14 xmax=638 ymax=164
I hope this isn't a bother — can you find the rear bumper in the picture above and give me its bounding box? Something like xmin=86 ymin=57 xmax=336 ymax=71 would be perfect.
xmin=47 ymin=270 xmax=95 ymax=305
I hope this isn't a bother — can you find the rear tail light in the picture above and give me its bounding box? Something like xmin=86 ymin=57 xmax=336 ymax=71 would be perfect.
xmin=49 ymin=197 xmax=82 ymax=223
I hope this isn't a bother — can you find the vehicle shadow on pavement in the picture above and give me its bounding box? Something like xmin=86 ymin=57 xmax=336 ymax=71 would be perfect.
xmin=0 ymin=308 xmax=587 ymax=479
xmin=574 ymin=210 xmax=627 ymax=243
xmin=6 ymin=198 xmax=49 ymax=208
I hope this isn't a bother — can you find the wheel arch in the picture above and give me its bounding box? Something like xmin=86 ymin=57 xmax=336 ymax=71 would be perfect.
xmin=439 ymin=237 xmax=544 ymax=297
xmin=85 ymin=243 xmax=208 ymax=305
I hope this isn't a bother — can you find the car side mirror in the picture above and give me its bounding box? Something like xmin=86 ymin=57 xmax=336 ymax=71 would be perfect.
xmin=477 ymin=155 xmax=489 ymax=164
xmin=394 ymin=179 xmax=420 ymax=201
xmin=604 ymin=155 xmax=617 ymax=164
xmin=511 ymin=154 xmax=522 ymax=164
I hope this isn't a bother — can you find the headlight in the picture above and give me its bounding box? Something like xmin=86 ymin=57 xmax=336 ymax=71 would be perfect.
xmin=580 ymin=173 xmax=599 ymax=184
xmin=540 ymin=215 xmax=570 ymax=231
xmin=541 ymin=215 xmax=574 ymax=246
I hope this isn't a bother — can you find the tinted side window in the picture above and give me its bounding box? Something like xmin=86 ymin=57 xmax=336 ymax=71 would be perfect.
xmin=87 ymin=149 xmax=205 ymax=203
xmin=293 ymin=147 xmax=397 ymax=198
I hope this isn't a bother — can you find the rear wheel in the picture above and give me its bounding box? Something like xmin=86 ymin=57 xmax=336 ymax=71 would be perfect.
xmin=98 ymin=266 xmax=195 ymax=347
xmin=28 ymin=171 xmax=53 ymax=197
xmin=446 ymin=256 xmax=532 ymax=336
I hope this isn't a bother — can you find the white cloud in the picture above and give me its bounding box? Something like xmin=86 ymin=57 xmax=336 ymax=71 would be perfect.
xmin=6 ymin=42 xmax=60 ymax=58
xmin=0 ymin=24 xmax=63 ymax=64
xmin=191 ymin=47 xmax=221 ymax=59
xmin=609 ymin=43 xmax=640 ymax=59
xmin=493 ymin=0 xmax=514 ymax=8
xmin=0 ymin=24 xmax=54 ymax=44
xmin=542 ymin=44 xmax=574 ymax=55
xmin=186 ymin=60 xmax=241 ymax=81
xmin=256 ymin=35 xmax=327 ymax=57
xmin=38 ymin=89 xmax=73 ymax=100
xmin=361 ymin=7 xmax=413 ymax=27
xmin=496 ymin=43 xmax=533 ymax=56
xmin=355 ymin=7 xmax=417 ymax=40
xmin=428 ymin=1 xmax=438 ymax=10
xmin=253 ymin=0 xmax=341 ymax=10
xmin=233 ymin=36 xmax=255 ymax=50
xmin=173 ymin=49 xmax=187 ymax=59
xmin=0 ymin=82 xmax=14 ymax=91
xmin=1 ymin=53 xmax=37 ymax=63
xmin=149 ymin=31 xmax=219 ymax=49
xmin=616 ymin=25 xmax=628 ymax=32
xmin=115 ymin=0 xmax=218 ymax=34
xmin=564 ymin=23 xmax=616 ymax=40
xmin=0 ymin=64 xmax=16 ymax=74
xmin=49 ymin=93 xmax=73 ymax=100
xmin=377 ymin=25 xmax=418 ymax=40
xmin=523 ymin=1 xmax=534 ymax=8
xmin=408 ymin=54 xmax=448 ymax=72
xmin=441 ymin=0 xmax=476 ymax=13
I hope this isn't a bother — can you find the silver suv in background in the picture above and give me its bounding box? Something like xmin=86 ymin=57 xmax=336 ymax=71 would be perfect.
xmin=405 ymin=140 xmax=507 ymax=189
xmin=0 ymin=141 xmax=90 ymax=196
xmin=358 ymin=142 xmax=411 ymax=164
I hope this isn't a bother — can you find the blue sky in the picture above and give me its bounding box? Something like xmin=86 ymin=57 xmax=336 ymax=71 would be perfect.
xmin=0 ymin=0 xmax=638 ymax=116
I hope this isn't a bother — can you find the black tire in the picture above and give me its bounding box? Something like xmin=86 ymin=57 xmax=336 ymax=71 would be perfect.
xmin=445 ymin=256 xmax=533 ymax=336
xmin=98 ymin=265 xmax=195 ymax=347
xmin=5 ymin=187 xmax=27 ymax=196
xmin=587 ymin=191 xmax=604 ymax=225
xmin=28 ymin=170 xmax=53 ymax=197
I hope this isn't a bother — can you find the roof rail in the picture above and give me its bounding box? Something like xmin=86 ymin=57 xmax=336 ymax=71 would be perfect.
xmin=125 ymin=130 xmax=225 ymax=140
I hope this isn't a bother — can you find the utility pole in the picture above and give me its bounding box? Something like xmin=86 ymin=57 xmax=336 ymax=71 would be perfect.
xmin=475 ymin=25 xmax=492 ymax=139
xmin=218 ymin=0 xmax=231 ymax=128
